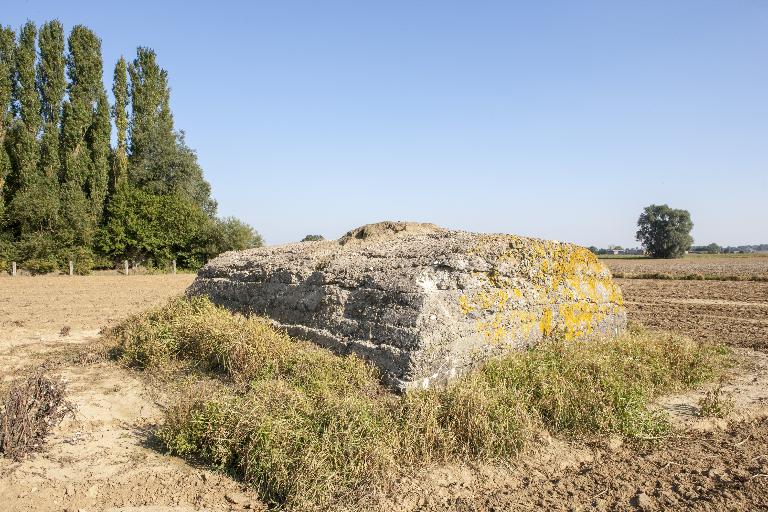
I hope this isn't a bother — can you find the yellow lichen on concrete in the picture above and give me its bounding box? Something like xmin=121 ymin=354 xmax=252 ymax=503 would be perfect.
xmin=539 ymin=308 xmax=554 ymax=336
xmin=459 ymin=235 xmax=624 ymax=345
xmin=459 ymin=294 xmax=473 ymax=315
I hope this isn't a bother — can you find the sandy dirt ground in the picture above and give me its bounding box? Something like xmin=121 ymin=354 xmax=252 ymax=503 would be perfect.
xmin=0 ymin=275 xmax=263 ymax=512
xmin=1 ymin=274 xmax=767 ymax=511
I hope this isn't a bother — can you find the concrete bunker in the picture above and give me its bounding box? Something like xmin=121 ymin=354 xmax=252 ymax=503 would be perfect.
xmin=188 ymin=222 xmax=627 ymax=391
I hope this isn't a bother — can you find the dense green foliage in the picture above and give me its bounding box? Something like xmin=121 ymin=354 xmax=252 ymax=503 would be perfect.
xmin=97 ymin=186 xmax=212 ymax=268
xmin=209 ymin=217 xmax=264 ymax=254
xmin=300 ymin=234 xmax=325 ymax=242
xmin=110 ymin=297 xmax=727 ymax=509
xmin=0 ymin=20 xmax=261 ymax=272
xmin=636 ymin=204 xmax=694 ymax=258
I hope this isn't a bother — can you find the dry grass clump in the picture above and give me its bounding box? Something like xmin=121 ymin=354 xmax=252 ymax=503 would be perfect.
xmin=109 ymin=297 xmax=395 ymax=506
xmin=400 ymin=327 xmax=725 ymax=460
xmin=0 ymin=368 xmax=74 ymax=460
xmin=161 ymin=381 xmax=397 ymax=507
xmin=110 ymin=297 xmax=728 ymax=509
xmin=108 ymin=296 xmax=379 ymax=395
xmin=697 ymin=379 xmax=735 ymax=418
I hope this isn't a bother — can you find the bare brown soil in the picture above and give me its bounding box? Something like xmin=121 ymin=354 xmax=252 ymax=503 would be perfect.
xmin=603 ymin=254 xmax=768 ymax=280
xmin=1 ymin=273 xmax=767 ymax=511
xmin=618 ymin=279 xmax=768 ymax=351
xmin=374 ymin=416 xmax=768 ymax=511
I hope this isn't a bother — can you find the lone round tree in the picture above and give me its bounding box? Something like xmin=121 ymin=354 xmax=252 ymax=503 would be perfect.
xmin=636 ymin=204 xmax=693 ymax=258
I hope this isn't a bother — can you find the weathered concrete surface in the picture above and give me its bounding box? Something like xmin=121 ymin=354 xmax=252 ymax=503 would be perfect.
xmin=188 ymin=222 xmax=627 ymax=391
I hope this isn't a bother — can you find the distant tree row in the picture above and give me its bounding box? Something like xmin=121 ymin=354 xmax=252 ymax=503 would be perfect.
xmin=0 ymin=20 xmax=261 ymax=273
xmin=690 ymin=243 xmax=768 ymax=254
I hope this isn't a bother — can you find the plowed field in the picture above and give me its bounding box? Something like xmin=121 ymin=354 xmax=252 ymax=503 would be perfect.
xmin=604 ymin=255 xmax=768 ymax=281
xmin=618 ymin=279 xmax=768 ymax=351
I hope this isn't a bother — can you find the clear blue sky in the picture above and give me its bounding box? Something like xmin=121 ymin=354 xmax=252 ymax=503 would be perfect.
xmin=6 ymin=1 xmax=768 ymax=247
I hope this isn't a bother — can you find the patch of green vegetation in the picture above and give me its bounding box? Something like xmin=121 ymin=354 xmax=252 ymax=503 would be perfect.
xmin=108 ymin=297 xmax=729 ymax=509
xmin=21 ymin=258 xmax=59 ymax=275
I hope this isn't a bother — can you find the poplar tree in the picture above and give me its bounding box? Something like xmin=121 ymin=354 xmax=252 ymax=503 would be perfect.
xmin=6 ymin=21 xmax=55 ymax=243
xmin=0 ymin=26 xmax=15 ymax=214
xmin=6 ymin=22 xmax=39 ymax=200
xmin=127 ymin=47 xmax=174 ymax=178
xmin=110 ymin=56 xmax=128 ymax=192
xmin=87 ymin=91 xmax=110 ymax=222
xmin=60 ymin=25 xmax=108 ymax=247
xmin=37 ymin=20 xmax=65 ymax=181
xmin=127 ymin=47 xmax=215 ymax=214
xmin=8 ymin=19 xmax=67 ymax=237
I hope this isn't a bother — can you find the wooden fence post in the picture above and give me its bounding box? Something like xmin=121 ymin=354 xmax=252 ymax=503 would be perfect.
xmin=11 ymin=261 xmax=16 ymax=277
xmin=124 ymin=260 xmax=129 ymax=276
xmin=69 ymin=260 xmax=74 ymax=276
xmin=172 ymin=259 xmax=177 ymax=274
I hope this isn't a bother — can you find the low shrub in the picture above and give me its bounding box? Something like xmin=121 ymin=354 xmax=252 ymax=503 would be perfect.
xmin=21 ymin=258 xmax=59 ymax=275
xmin=72 ymin=257 xmax=93 ymax=275
xmin=61 ymin=248 xmax=96 ymax=275
xmin=109 ymin=297 xmax=729 ymax=509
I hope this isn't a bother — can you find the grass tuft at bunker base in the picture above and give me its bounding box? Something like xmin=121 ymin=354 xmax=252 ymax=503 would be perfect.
xmin=106 ymin=297 xmax=729 ymax=510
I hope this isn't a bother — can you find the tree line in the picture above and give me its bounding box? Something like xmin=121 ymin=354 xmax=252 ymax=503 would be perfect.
xmin=0 ymin=20 xmax=261 ymax=274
